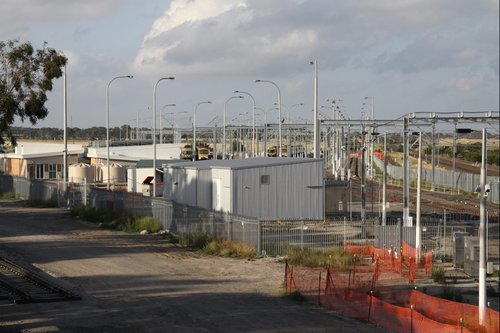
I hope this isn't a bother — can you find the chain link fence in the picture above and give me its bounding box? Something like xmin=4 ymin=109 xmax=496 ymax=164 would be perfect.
xmin=1 ymin=175 xmax=496 ymax=262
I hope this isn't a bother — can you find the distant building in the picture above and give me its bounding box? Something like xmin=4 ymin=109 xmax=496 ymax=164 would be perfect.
xmin=1 ymin=141 xmax=84 ymax=180
xmin=164 ymin=158 xmax=324 ymax=220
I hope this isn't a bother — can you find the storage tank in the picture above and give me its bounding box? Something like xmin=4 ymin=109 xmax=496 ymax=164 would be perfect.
xmin=102 ymin=163 xmax=126 ymax=184
xmin=68 ymin=163 xmax=94 ymax=184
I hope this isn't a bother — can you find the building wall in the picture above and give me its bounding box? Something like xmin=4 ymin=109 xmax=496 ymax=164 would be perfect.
xmin=5 ymin=155 xmax=79 ymax=179
xmin=211 ymin=168 xmax=232 ymax=212
xmin=232 ymin=160 xmax=324 ymax=220
xmin=196 ymin=168 xmax=212 ymax=210
xmin=127 ymin=168 xmax=153 ymax=193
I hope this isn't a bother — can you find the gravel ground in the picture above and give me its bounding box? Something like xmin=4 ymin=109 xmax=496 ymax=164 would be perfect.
xmin=0 ymin=201 xmax=387 ymax=333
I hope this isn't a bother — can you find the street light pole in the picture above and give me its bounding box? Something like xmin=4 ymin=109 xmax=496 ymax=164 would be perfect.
xmin=106 ymin=75 xmax=133 ymax=190
xmin=479 ymin=128 xmax=488 ymax=325
xmin=234 ymin=91 xmax=256 ymax=157
xmin=153 ymin=77 xmax=175 ymax=197
xmin=63 ymin=65 xmax=68 ymax=199
xmin=223 ymin=96 xmax=243 ymax=160
xmin=416 ymin=131 xmax=422 ymax=263
xmin=308 ymin=60 xmax=319 ymax=158
xmin=255 ymin=79 xmax=282 ymax=157
xmin=161 ymin=104 xmax=176 ymax=144
xmin=193 ymin=101 xmax=212 ymax=161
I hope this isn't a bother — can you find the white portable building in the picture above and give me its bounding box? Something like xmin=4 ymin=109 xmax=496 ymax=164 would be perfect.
xmin=164 ymin=158 xmax=324 ymax=220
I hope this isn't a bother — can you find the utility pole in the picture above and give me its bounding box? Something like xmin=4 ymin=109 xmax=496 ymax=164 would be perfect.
xmin=416 ymin=131 xmax=422 ymax=263
xmin=382 ymin=132 xmax=387 ymax=226
xmin=479 ymin=128 xmax=488 ymax=325
xmin=403 ymin=117 xmax=410 ymax=226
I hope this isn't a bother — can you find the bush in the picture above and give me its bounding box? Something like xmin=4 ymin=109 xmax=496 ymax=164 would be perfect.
xmin=69 ymin=205 xmax=162 ymax=234
xmin=178 ymin=232 xmax=211 ymax=249
xmin=203 ymin=238 xmax=256 ymax=259
xmin=287 ymin=247 xmax=360 ymax=268
xmin=432 ymin=267 xmax=446 ymax=284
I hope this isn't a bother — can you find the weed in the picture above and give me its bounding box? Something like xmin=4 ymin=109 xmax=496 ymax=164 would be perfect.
xmin=288 ymin=291 xmax=306 ymax=302
xmin=0 ymin=191 xmax=18 ymax=200
xmin=202 ymin=238 xmax=256 ymax=259
xmin=178 ymin=232 xmax=211 ymax=249
xmin=25 ymin=199 xmax=58 ymax=208
xmin=431 ymin=267 xmax=446 ymax=284
xmin=69 ymin=205 xmax=163 ymax=234
xmin=287 ymin=247 xmax=360 ymax=268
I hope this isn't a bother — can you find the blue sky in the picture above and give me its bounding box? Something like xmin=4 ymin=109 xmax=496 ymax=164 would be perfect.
xmin=1 ymin=0 xmax=498 ymax=131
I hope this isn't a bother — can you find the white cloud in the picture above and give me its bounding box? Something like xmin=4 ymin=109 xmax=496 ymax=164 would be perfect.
xmin=452 ymin=74 xmax=484 ymax=91
xmin=133 ymin=0 xmax=498 ymax=79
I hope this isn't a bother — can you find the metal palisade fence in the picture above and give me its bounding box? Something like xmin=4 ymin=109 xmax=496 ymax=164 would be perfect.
xmin=0 ymin=175 xmax=490 ymax=259
xmin=373 ymin=156 xmax=499 ymax=203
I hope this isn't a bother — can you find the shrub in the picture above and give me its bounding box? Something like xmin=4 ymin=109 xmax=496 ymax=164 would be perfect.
xmin=134 ymin=216 xmax=163 ymax=233
xmin=69 ymin=205 xmax=162 ymax=234
xmin=432 ymin=267 xmax=446 ymax=284
xmin=178 ymin=232 xmax=211 ymax=249
xmin=288 ymin=290 xmax=306 ymax=302
xmin=203 ymin=238 xmax=256 ymax=259
xmin=287 ymin=247 xmax=360 ymax=268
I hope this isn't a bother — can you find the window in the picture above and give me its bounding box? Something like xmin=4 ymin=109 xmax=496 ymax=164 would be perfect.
xmin=36 ymin=164 xmax=44 ymax=179
xmin=48 ymin=164 xmax=57 ymax=179
xmin=260 ymin=175 xmax=270 ymax=185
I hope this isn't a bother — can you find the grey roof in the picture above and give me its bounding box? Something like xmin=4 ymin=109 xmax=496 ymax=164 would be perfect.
xmin=136 ymin=159 xmax=184 ymax=168
xmin=167 ymin=157 xmax=323 ymax=170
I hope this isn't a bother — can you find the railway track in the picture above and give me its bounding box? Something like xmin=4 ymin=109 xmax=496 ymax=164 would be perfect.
xmin=0 ymin=257 xmax=81 ymax=304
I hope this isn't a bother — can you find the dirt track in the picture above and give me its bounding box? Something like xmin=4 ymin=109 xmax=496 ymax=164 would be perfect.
xmin=0 ymin=201 xmax=386 ymax=333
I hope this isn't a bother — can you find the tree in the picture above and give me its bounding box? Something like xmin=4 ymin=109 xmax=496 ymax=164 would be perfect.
xmin=0 ymin=39 xmax=67 ymax=145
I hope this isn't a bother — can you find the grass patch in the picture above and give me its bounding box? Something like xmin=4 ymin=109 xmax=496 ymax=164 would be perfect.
xmin=288 ymin=290 xmax=306 ymax=302
xmin=25 ymin=199 xmax=58 ymax=208
xmin=286 ymin=247 xmax=360 ymax=268
xmin=178 ymin=232 xmax=211 ymax=249
xmin=0 ymin=191 xmax=18 ymax=200
xmin=69 ymin=205 xmax=162 ymax=233
xmin=176 ymin=233 xmax=256 ymax=259
xmin=203 ymin=238 xmax=256 ymax=259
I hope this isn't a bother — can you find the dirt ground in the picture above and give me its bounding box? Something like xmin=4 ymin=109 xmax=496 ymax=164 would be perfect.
xmin=0 ymin=200 xmax=387 ymax=333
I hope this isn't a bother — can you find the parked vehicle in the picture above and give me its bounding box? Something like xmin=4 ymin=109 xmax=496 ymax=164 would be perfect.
xmin=267 ymin=146 xmax=277 ymax=157
xmin=180 ymin=145 xmax=193 ymax=160
xmin=198 ymin=147 xmax=210 ymax=160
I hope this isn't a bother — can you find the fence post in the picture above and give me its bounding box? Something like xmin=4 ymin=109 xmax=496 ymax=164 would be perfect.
xmin=257 ymin=219 xmax=261 ymax=255
xmin=443 ymin=210 xmax=447 ymax=262
xmin=460 ymin=317 xmax=464 ymax=333
xmin=367 ymin=290 xmax=373 ymax=322
xmin=284 ymin=260 xmax=288 ymax=294
xmin=410 ymin=304 xmax=414 ymax=333
xmin=83 ymin=177 xmax=87 ymax=206
xmin=318 ymin=271 xmax=322 ymax=305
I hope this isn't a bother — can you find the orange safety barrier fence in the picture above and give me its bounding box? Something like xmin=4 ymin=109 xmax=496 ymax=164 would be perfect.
xmin=344 ymin=242 xmax=434 ymax=285
xmin=285 ymin=264 xmax=499 ymax=333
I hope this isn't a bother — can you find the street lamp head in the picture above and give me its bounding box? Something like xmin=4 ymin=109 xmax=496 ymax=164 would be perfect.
xmin=254 ymin=79 xmax=261 ymax=83
xmin=309 ymin=60 xmax=315 ymax=65
xmin=127 ymin=75 xmax=133 ymax=79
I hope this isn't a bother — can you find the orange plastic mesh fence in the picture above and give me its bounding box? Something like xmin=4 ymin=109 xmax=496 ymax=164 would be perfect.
xmin=344 ymin=242 xmax=434 ymax=284
xmin=285 ymin=265 xmax=499 ymax=333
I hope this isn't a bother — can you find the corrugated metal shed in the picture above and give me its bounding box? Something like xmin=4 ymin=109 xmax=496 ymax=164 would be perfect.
xmin=164 ymin=158 xmax=324 ymax=220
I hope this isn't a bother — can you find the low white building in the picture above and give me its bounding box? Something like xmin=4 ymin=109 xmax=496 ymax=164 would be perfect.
xmin=2 ymin=141 xmax=84 ymax=180
xmin=164 ymin=158 xmax=324 ymax=220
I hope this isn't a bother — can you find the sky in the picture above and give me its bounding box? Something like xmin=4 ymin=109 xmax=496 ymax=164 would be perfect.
xmin=1 ymin=0 xmax=499 ymax=131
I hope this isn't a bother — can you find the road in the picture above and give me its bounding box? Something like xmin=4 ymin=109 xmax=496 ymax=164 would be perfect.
xmin=0 ymin=201 xmax=386 ymax=333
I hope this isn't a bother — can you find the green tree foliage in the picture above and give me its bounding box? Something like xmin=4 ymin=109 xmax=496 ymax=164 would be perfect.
xmin=0 ymin=39 xmax=67 ymax=145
